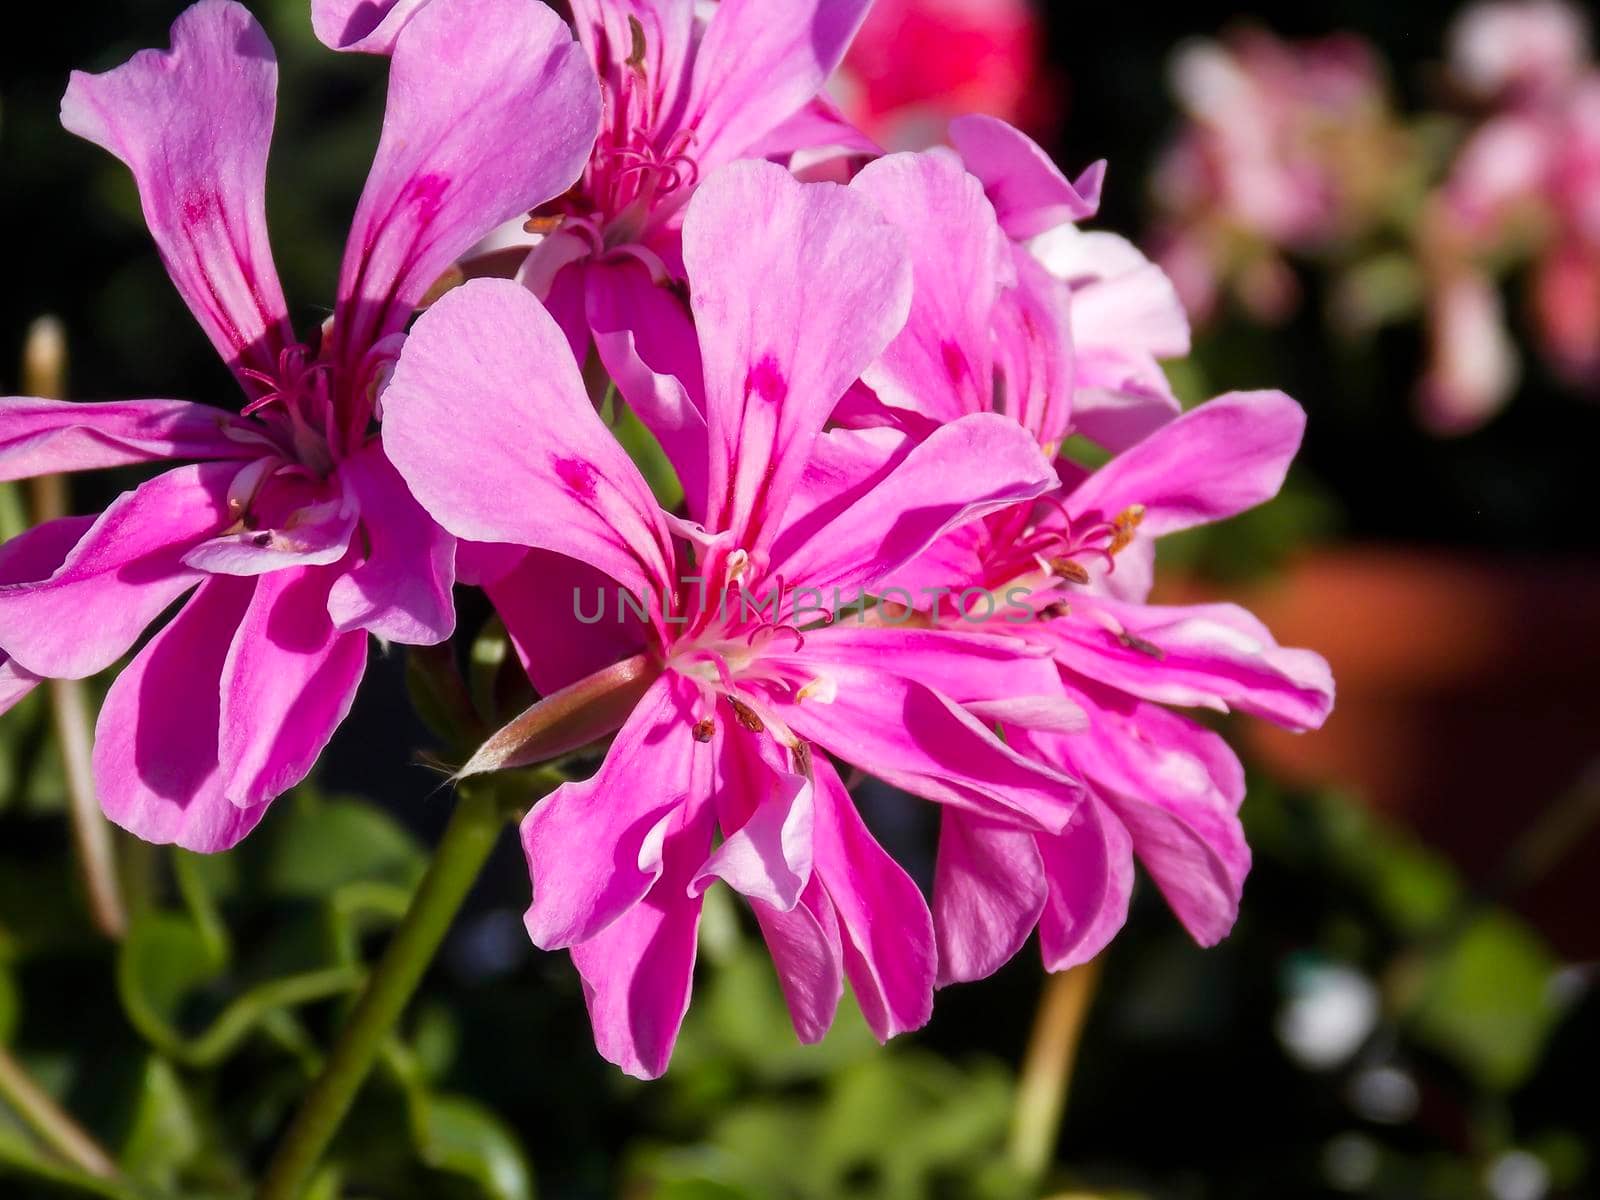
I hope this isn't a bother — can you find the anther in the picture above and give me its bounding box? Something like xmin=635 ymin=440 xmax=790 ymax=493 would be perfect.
xmin=1049 ymin=558 xmax=1092 ymax=585
xmin=1108 ymin=505 xmax=1146 ymax=556
xmin=692 ymin=718 xmax=715 ymax=743
xmin=1117 ymin=630 xmax=1166 ymax=659
xmin=727 ymin=697 xmax=765 ymax=733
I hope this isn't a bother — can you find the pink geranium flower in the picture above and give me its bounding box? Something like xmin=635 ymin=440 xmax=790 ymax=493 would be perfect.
xmin=837 ymin=147 xmax=1334 ymax=980
xmin=835 ymin=0 xmax=1048 ymax=151
xmin=0 ymin=0 xmax=598 ymax=851
xmin=1430 ymin=0 xmax=1600 ymax=421
xmin=314 ymin=0 xmax=881 ymax=368
xmin=383 ymin=161 xmax=1083 ymax=1077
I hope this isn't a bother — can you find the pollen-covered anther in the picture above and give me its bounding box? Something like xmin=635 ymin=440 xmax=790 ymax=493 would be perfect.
xmin=727 ymin=697 xmax=765 ymax=733
xmin=1049 ymin=557 xmax=1092 ymax=585
xmin=1117 ymin=629 xmax=1166 ymax=660
xmin=1108 ymin=504 xmax=1146 ymax=556
xmin=795 ymin=675 xmax=837 ymax=705
xmin=692 ymin=718 xmax=716 ymax=743
xmin=1037 ymin=600 xmax=1071 ymax=621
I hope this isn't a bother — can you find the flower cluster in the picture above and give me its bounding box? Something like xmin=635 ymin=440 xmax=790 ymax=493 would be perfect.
xmin=0 ymin=0 xmax=1331 ymax=1079
xmin=1150 ymin=2 xmax=1600 ymax=435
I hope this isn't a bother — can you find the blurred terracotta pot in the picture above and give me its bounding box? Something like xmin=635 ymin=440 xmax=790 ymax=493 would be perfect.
xmin=1162 ymin=547 xmax=1600 ymax=959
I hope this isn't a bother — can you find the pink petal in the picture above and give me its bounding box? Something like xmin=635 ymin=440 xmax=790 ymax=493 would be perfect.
xmin=683 ymin=0 xmax=874 ymax=170
xmin=770 ymin=412 xmax=1054 ymax=601
xmin=694 ymin=725 xmax=814 ymax=911
xmin=183 ymin=472 xmax=356 ymax=576
xmin=1034 ymin=796 xmax=1134 ymax=971
xmin=570 ymin=0 xmax=693 ymax=122
xmin=1061 ymin=685 xmax=1250 ymax=946
xmin=332 ymin=0 xmax=599 ymax=355
xmin=1052 ymin=597 xmax=1335 ymax=731
xmin=0 ymin=462 xmax=235 ymax=677
xmin=585 ymin=258 xmax=710 ymax=517
xmin=852 ymin=150 xmax=1010 ymax=424
xmin=792 ymin=624 xmax=1061 ymax=705
xmin=750 ymin=879 xmax=845 ymax=1044
xmin=773 ymin=661 xmax=1078 ymax=833
xmin=312 ymin=0 xmax=432 ymax=52
xmin=522 ymin=674 xmax=708 ymax=949
xmin=1066 ymin=390 xmax=1307 ymax=538
xmin=948 ymin=114 xmax=1104 ymax=239
xmin=0 ymin=518 xmax=90 ymax=713
xmin=1070 ymin=351 xmax=1184 ymax=454
xmin=0 ymin=397 xmax=259 ymax=483
xmin=568 ymin=792 xmax=715 ymax=1079
xmin=748 ymin=95 xmax=882 ymax=167
xmin=0 ymin=654 xmax=41 ymax=717
xmin=811 ymin=759 xmax=934 ymax=1040
xmin=683 ymin=161 xmax=911 ymax=556
xmin=711 ymin=722 xmax=842 ymax=1041
xmin=993 ymin=249 xmax=1077 ymax=450
xmin=218 ymin=565 xmax=369 ymax=809
xmin=383 ymin=279 xmax=675 ymax=611
xmin=60 ymin=0 xmax=292 ymax=382
xmin=483 ymin=548 xmax=648 ymax=696
xmin=326 ymin=442 xmax=456 ymax=645
xmin=933 ymin=811 xmax=1047 ymax=985
xmin=94 ymin=575 xmax=269 ymax=852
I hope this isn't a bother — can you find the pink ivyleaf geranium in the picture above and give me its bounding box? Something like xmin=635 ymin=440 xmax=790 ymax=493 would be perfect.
xmin=381 ymin=161 xmax=1088 ymax=1078
xmin=836 ymin=143 xmax=1335 ymax=980
xmin=0 ymin=0 xmax=599 ymax=851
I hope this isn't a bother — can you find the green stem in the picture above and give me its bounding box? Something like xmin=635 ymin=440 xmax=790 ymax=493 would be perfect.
xmin=1008 ymin=957 xmax=1104 ymax=1182
xmin=0 ymin=1045 xmax=121 ymax=1181
xmin=256 ymin=786 xmax=507 ymax=1200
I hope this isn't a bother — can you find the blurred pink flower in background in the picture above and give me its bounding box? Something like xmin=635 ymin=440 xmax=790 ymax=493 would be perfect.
xmin=1151 ymin=29 xmax=1407 ymax=326
xmin=833 ymin=0 xmax=1050 ymax=150
xmin=1425 ymin=0 xmax=1600 ymax=429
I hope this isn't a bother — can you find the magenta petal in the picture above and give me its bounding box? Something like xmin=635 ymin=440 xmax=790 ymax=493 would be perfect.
xmin=383 ymin=279 xmax=675 ymax=609
xmin=217 ymin=565 xmax=368 ymax=810
xmin=0 ymin=654 xmax=41 ymax=717
xmin=1067 ymin=390 xmax=1306 ymax=538
xmin=699 ymin=724 xmax=816 ymax=912
xmin=183 ymin=474 xmax=356 ymax=577
xmin=949 ymin=114 xmax=1103 ymax=239
xmin=484 ymin=549 xmax=648 ymax=696
xmin=1055 ymin=597 xmax=1335 ymax=731
xmin=568 ymin=795 xmax=714 ymax=1080
xmin=570 ymin=0 xmax=693 ymax=121
xmin=1065 ymin=688 xmax=1250 ymax=946
xmin=585 ymin=259 xmax=710 ymax=516
xmin=1035 ymin=797 xmax=1134 ymax=971
xmin=750 ymin=879 xmax=846 ymax=1044
xmin=770 ymin=412 xmax=1055 ymax=599
xmin=684 ymin=0 xmax=874 ymax=170
xmin=811 ymin=760 xmax=934 ymax=1040
xmin=775 ymin=662 xmax=1078 ymax=833
xmin=993 ymin=249 xmax=1077 ymax=450
xmin=0 ymin=462 xmax=234 ymax=678
xmin=933 ymin=810 xmax=1047 ymax=985
xmin=312 ymin=0 xmax=432 ymax=52
xmin=791 ymin=625 xmax=1062 ymax=706
xmin=0 ymin=397 xmax=259 ymax=483
xmin=326 ymin=442 xmax=456 ymax=645
xmin=852 ymin=150 xmax=1010 ymax=424
xmin=60 ymin=0 xmax=293 ymax=381
xmin=522 ymin=675 xmax=707 ymax=949
xmin=333 ymin=0 xmax=600 ymax=353
xmin=94 ymin=575 xmax=269 ymax=852
xmin=683 ymin=161 xmax=911 ymax=556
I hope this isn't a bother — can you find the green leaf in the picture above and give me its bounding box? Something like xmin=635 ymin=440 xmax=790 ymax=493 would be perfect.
xmin=116 ymin=1057 xmax=200 ymax=1188
xmin=415 ymin=1094 xmax=534 ymax=1200
xmin=117 ymin=910 xmax=361 ymax=1069
xmin=1405 ymin=912 xmax=1561 ymax=1091
xmin=252 ymin=793 xmax=425 ymax=899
